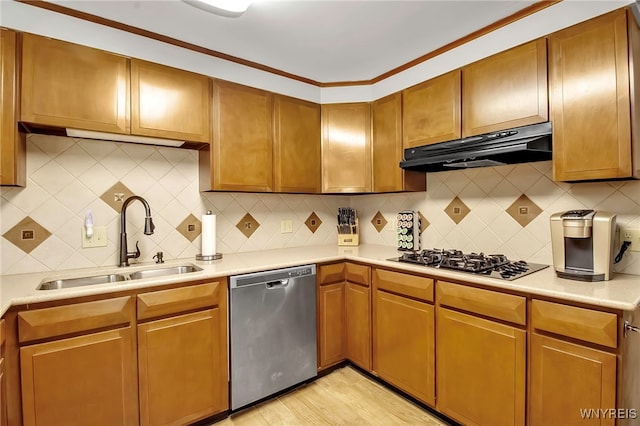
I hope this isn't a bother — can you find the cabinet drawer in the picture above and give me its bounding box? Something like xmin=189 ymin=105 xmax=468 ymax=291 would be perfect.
xmin=18 ymin=296 xmax=134 ymax=344
xmin=374 ymin=269 xmax=434 ymax=302
xmin=437 ymin=281 xmax=526 ymax=326
xmin=345 ymin=263 xmax=370 ymax=287
xmin=137 ymin=281 xmax=223 ymax=321
xmin=319 ymin=263 xmax=346 ymax=285
xmin=531 ymin=300 xmax=617 ymax=348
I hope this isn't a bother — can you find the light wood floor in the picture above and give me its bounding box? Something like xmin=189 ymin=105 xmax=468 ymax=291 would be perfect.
xmin=215 ymin=366 xmax=449 ymax=425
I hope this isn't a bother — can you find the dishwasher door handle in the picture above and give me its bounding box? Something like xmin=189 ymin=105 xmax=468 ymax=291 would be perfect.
xmin=265 ymin=279 xmax=289 ymax=289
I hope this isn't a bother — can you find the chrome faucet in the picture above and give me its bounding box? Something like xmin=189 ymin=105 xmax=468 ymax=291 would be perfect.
xmin=119 ymin=195 xmax=155 ymax=267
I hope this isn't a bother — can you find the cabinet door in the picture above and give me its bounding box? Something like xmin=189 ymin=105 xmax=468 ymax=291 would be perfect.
xmin=207 ymin=80 xmax=273 ymax=192
xmin=0 ymin=319 xmax=5 ymax=426
xmin=318 ymin=282 xmax=345 ymax=369
xmin=138 ymin=309 xmax=227 ymax=426
xmin=20 ymin=33 xmax=129 ymax=134
xmin=345 ymin=282 xmax=371 ymax=371
xmin=437 ymin=307 xmax=526 ymax=426
xmin=20 ymin=328 xmax=138 ymax=426
xmin=273 ymin=95 xmax=321 ymax=193
xmin=131 ymin=59 xmax=211 ymax=143
xmin=402 ymin=70 xmax=461 ymax=148
xmin=372 ymin=93 xmax=426 ymax=193
xmin=321 ymin=103 xmax=371 ymax=193
xmin=530 ymin=333 xmax=616 ymax=426
xmin=550 ymin=10 xmax=632 ymax=181
xmin=0 ymin=28 xmax=25 ymax=186
xmin=373 ymin=290 xmax=435 ymax=406
xmin=462 ymin=39 xmax=548 ymax=136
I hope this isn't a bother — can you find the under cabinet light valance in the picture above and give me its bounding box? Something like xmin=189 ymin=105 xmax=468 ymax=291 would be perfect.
xmin=66 ymin=129 xmax=185 ymax=148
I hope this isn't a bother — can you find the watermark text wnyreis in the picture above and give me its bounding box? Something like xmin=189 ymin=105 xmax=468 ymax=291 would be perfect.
xmin=580 ymin=408 xmax=638 ymax=420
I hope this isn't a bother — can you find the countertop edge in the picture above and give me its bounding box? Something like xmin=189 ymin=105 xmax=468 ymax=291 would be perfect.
xmin=2 ymin=245 xmax=639 ymax=315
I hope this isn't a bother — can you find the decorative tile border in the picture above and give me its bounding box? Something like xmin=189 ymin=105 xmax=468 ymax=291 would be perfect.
xmin=3 ymin=216 xmax=52 ymax=253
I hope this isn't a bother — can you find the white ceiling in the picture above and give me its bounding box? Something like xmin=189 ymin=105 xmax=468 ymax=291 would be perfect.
xmin=47 ymin=0 xmax=538 ymax=84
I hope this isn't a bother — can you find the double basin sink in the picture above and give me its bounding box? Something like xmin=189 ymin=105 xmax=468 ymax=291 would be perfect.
xmin=37 ymin=264 xmax=202 ymax=290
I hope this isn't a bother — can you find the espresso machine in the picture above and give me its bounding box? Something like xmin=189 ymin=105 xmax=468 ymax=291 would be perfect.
xmin=550 ymin=210 xmax=616 ymax=281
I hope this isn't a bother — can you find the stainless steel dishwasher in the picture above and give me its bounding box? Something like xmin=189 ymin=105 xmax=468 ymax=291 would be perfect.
xmin=230 ymin=264 xmax=317 ymax=410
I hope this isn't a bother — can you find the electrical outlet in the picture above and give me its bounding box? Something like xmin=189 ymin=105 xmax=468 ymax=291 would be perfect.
xmin=280 ymin=220 xmax=293 ymax=234
xmin=82 ymin=226 xmax=108 ymax=248
xmin=620 ymin=227 xmax=640 ymax=252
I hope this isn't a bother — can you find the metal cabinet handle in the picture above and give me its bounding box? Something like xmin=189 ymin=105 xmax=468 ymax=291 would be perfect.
xmin=624 ymin=320 xmax=640 ymax=337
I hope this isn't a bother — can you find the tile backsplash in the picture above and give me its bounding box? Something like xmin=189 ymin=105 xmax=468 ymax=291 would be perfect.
xmin=352 ymin=162 xmax=640 ymax=275
xmin=0 ymin=134 xmax=344 ymax=275
xmin=1 ymin=134 xmax=639 ymax=276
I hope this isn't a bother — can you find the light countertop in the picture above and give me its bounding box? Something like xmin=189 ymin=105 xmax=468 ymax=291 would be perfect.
xmin=2 ymin=244 xmax=639 ymax=315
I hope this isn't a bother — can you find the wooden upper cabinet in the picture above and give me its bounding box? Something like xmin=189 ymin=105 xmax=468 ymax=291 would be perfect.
xmin=202 ymin=79 xmax=274 ymax=192
xmin=462 ymin=38 xmax=548 ymax=136
xmin=372 ymin=93 xmax=426 ymax=193
xmin=130 ymin=59 xmax=211 ymax=143
xmin=550 ymin=9 xmax=636 ymax=181
xmin=0 ymin=28 xmax=25 ymax=187
xmin=402 ymin=69 xmax=461 ymax=148
xmin=20 ymin=33 xmax=130 ymax=134
xmin=321 ymin=102 xmax=372 ymax=193
xmin=273 ymin=95 xmax=321 ymax=193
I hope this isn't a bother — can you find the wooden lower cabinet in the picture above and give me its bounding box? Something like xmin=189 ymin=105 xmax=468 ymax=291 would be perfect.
xmin=373 ymin=290 xmax=435 ymax=406
xmin=138 ymin=309 xmax=226 ymax=425
xmin=529 ymin=333 xmax=617 ymax=426
xmin=0 ymin=319 xmax=5 ymax=426
xmin=318 ymin=282 xmax=346 ymax=369
xmin=345 ymin=282 xmax=371 ymax=371
xmin=137 ymin=281 xmax=228 ymax=425
xmin=436 ymin=307 xmax=526 ymax=426
xmin=20 ymin=327 xmax=138 ymax=426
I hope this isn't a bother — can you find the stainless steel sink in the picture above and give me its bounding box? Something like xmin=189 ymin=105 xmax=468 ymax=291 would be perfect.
xmin=37 ymin=264 xmax=203 ymax=290
xmin=37 ymin=274 xmax=128 ymax=290
xmin=128 ymin=265 xmax=202 ymax=280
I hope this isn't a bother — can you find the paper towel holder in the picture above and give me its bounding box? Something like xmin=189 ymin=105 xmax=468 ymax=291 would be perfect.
xmin=197 ymin=210 xmax=223 ymax=262
xmin=196 ymin=253 xmax=223 ymax=261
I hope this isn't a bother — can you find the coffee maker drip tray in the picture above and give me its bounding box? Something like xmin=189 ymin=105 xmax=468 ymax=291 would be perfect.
xmin=555 ymin=267 xmax=605 ymax=282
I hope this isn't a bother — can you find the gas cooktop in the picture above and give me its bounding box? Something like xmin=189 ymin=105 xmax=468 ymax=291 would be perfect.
xmin=389 ymin=249 xmax=548 ymax=281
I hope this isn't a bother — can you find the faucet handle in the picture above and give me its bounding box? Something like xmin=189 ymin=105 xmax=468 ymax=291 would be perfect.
xmin=128 ymin=241 xmax=141 ymax=260
xmin=153 ymin=252 xmax=164 ymax=264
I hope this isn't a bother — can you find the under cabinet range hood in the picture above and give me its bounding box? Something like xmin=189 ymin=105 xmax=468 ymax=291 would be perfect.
xmin=400 ymin=121 xmax=552 ymax=172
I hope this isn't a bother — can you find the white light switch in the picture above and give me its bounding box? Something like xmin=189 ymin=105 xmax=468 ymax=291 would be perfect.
xmin=82 ymin=226 xmax=108 ymax=248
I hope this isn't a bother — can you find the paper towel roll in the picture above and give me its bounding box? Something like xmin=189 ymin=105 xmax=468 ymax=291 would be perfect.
xmin=201 ymin=211 xmax=216 ymax=256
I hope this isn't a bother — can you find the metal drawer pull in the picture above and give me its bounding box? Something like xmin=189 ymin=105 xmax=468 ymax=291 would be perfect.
xmin=624 ymin=320 xmax=640 ymax=337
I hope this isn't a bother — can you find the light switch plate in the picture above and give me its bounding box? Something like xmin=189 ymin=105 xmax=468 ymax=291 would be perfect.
xmin=82 ymin=226 xmax=108 ymax=248
xmin=280 ymin=220 xmax=293 ymax=234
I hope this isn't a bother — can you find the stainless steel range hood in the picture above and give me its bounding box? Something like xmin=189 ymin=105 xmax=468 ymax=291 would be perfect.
xmin=400 ymin=121 xmax=552 ymax=172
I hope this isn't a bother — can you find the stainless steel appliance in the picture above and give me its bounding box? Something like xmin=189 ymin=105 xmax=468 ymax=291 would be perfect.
xmin=400 ymin=121 xmax=552 ymax=172
xmin=550 ymin=210 xmax=617 ymax=281
xmin=230 ymin=265 xmax=317 ymax=411
xmin=390 ymin=249 xmax=548 ymax=280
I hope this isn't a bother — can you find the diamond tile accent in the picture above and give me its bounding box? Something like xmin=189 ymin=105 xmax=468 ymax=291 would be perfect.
xmin=371 ymin=211 xmax=387 ymax=233
xmin=100 ymin=181 xmax=134 ymax=213
xmin=418 ymin=211 xmax=430 ymax=234
xmin=176 ymin=214 xmax=201 ymax=242
xmin=236 ymin=213 xmax=260 ymax=238
xmin=445 ymin=197 xmax=470 ymax=224
xmin=506 ymin=194 xmax=543 ymax=227
xmin=3 ymin=216 xmax=52 ymax=254
xmin=305 ymin=212 xmax=322 ymax=234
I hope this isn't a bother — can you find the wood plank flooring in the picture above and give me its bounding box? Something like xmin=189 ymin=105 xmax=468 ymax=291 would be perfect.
xmin=215 ymin=366 xmax=449 ymax=425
